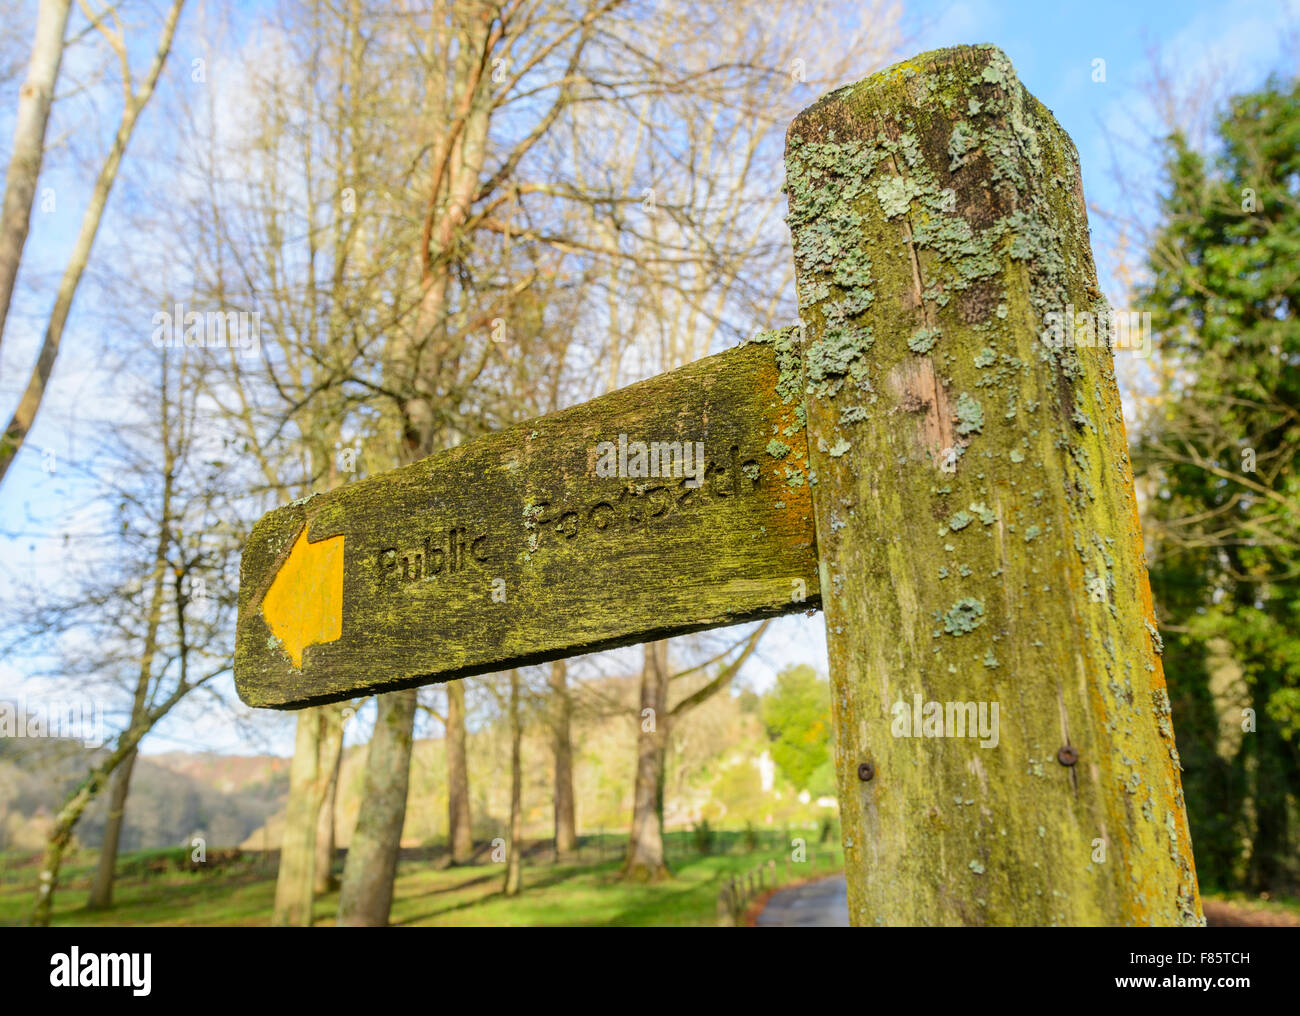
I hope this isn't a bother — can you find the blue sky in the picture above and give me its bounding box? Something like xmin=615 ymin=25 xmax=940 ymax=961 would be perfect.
xmin=0 ymin=0 xmax=1297 ymax=758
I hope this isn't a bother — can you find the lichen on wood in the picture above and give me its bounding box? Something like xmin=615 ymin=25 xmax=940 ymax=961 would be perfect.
xmin=786 ymin=44 xmax=1201 ymax=926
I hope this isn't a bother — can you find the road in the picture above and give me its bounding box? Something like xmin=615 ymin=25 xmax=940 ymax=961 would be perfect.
xmin=755 ymin=874 xmax=850 ymax=927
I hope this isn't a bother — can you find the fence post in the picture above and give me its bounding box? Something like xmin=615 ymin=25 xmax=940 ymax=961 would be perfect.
xmin=785 ymin=44 xmax=1201 ymax=926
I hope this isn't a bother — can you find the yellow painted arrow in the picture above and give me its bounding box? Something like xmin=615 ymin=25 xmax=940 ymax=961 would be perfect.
xmin=261 ymin=526 xmax=344 ymax=668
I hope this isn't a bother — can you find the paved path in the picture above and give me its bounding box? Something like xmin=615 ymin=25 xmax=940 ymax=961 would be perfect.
xmin=755 ymin=874 xmax=850 ymax=927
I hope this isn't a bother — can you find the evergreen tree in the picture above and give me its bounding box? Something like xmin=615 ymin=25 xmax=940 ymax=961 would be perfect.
xmin=1138 ymin=75 xmax=1300 ymax=893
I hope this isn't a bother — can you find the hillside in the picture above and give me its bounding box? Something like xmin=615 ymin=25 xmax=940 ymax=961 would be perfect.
xmin=0 ymin=739 xmax=289 ymax=851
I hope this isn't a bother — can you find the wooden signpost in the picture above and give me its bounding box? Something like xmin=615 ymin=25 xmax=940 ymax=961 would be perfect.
xmin=235 ymin=44 xmax=1203 ymax=926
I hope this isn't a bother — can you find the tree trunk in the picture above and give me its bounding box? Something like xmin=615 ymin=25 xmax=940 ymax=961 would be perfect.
xmin=446 ymin=679 xmax=473 ymax=864
xmin=1249 ymin=671 xmax=1288 ymax=893
xmin=0 ymin=0 xmax=71 ymax=352
xmin=273 ymin=707 xmax=324 ymax=926
xmin=0 ymin=0 xmax=183 ymax=487
xmin=86 ymin=749 xmax=136 ymax=909
xmin=31 ymin=712 xmax=173 ymax=925
xmin=549 ymin=660 xmax=577 ymax=860
xmin=504 ymin=670 xmax=523 ymax=896
xmin=85 ymin=747 xmax=137 ymax=910
xmin=313 ymin=705 xmax=345 ymax=895
xmin=787 ymin=44 xmax=1202 ymax=925
xmin=35 ymin=365 xmax=176 ymax=926
xmin=336 ymin=689 xmax=417 ymax=926
xmin=623 ymin=640 xmax=670 ymax=881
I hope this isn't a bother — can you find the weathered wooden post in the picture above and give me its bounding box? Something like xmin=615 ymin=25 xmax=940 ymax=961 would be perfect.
xmin=785 ymin=44 xmax=1201 ymax=925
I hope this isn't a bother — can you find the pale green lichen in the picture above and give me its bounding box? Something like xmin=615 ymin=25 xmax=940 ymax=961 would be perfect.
xmin=908 ymin=327 xmax=942 ymax=354
xmin=948 ymin=510 xmax=973 ymax=531
xmin=948 ymin=120 xmax=974 ymax=170
xmin=955 ymin=393 xmax=984 ymax=435
xmin=943 ymin=597 xmax=986 ymax=635
xmin=876 ymin=174 xmax=921 ymax=218
xmin=760 ymin=326 xmax=805 ymax=412
xmin=980 ymin=56 xmax=1008 ymax=85
xmin=522 ymin=500 xmax=543 ymax=556
xmin=766 ymin=438 xmax=791 ymax=459
xmin=806 ymin=327 xmax=873 ymax=397
xmin=1144 ymin=619 xmax=1164 ymax=655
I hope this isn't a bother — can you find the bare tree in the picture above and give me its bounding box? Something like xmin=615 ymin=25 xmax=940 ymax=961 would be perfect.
xmin=312 ymin=704 xmax=346 ymax=895
xmin=623 ymin=624 xmax=768 ymax=879
xmin=0 ymin=0 xmax=185 ymax=486
xmin=157 ymin=0 xmax=896 ymax=922
xmin=504 ymin=670 xmax=523 ymax=895
xmin=549 ymin=660 xmax=577 ymax=859
xmin=335 ymin=689 xmax=418 ymax=925
xmin=6 ymin=346 xmax=240 ymax=925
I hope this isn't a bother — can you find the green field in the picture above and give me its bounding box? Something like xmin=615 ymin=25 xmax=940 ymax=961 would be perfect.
xmin=0 ymin=835 xmax=844 ymax=927
xmin=5 ymin=840 xmax=1292 ymax=927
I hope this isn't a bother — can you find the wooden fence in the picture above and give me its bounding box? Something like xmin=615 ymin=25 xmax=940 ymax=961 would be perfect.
xmin=715 ymin=848 xmax=842 ymax=926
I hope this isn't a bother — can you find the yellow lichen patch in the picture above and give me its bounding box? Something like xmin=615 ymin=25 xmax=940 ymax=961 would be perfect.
xmin=261 ymin=526 xmax=345 ymax=668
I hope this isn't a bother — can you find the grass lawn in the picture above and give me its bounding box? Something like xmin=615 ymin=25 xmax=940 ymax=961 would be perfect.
xmin=10 ymin=844 xmax=1282 ymax=927
xmin=0 ymin=843 xmax=843 ymax=927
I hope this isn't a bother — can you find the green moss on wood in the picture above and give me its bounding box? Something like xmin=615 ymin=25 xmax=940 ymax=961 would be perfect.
xmin=787 ymin=43 xmax=1201 ymax=928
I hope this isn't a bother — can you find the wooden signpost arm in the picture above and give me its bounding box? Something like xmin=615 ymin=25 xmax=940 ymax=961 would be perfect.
xmin=786 ymin=44 xmax=1203 ymax=926
xmin=236 ymin=340 xmax=818 ymax=708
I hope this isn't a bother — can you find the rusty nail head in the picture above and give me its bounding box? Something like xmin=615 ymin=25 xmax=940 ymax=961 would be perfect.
xmin=857 ymin=762 xmax=875 ymax=781
xmin=1057 ymin=746 xmax=1078 ymax=766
